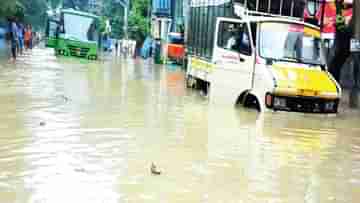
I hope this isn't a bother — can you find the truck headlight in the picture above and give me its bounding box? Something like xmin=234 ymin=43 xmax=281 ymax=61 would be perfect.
xmin=325 ymin=101 xmax=335 ymax=111
xmin=274 ymin=97 xmax=287 ymax=108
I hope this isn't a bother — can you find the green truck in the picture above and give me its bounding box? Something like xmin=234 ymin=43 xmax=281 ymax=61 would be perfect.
xmin=45 ymin=9 xmax=100 ymax=60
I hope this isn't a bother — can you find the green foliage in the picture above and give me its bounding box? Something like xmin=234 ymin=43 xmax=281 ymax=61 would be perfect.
xmin=19 ymin=0 xmax=48 ymax=29
xmin=128 ymin=0 xmax=150 ymax=43
xmin=100 ymin=0 xmax=150 ymax=43
xmin=102 ymin=0 xmax=125 ymax=38
xmin=0 ymin=0 xmax=49 ymax=30
xmin=0 ymin=1 xmax=24 ymax=18
xmin=49 ymin=0 xmax=62 ymax=9
xmin=98 ymin=16 xmax=108 ymax=34
xmin=1 ymin=0 xmax=151 ymax=41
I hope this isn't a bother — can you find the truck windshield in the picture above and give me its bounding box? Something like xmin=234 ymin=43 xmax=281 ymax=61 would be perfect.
xmin=63 ymin=13 xmax=97 ymax=42
xmin=259 ymin=22 xmax=324 ymax=65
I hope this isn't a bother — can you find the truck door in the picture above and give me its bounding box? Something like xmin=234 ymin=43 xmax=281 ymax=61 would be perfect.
xmin=45 ymin=20 xmax=58 ymax=48
xmin=210 ymin=19 xmax=255 ymax=105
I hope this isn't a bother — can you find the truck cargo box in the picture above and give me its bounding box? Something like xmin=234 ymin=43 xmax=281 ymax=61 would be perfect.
xmin=186 ymin=0 xmax=306 ymax=60
xmin=234 ymin=0 xmax=305 ymax=18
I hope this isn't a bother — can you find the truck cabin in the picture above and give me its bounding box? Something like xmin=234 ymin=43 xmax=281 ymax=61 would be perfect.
xmin=216 ymin=17 xmax=324 ymax=68
xmin=59 ymin=10 xmax=99 ymax=42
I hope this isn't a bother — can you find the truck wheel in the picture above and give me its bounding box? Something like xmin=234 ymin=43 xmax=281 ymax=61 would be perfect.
xmin=186 ymin=76 xmax=196 ymax=88
xmin=243 ymin=94 xmax=261 ymax=112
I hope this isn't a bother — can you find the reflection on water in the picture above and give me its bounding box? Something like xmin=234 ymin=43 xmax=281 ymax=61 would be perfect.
xmin=0 ymin=38 xmax=8 ymax=60
xmin=0 ymin=47 xmax=359 ymax=203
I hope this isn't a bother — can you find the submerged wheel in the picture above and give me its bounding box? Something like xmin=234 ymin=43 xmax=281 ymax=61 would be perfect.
xmin=186 ymin=76 xmax=196 ymax=88
xmin=243 ymin=94 xmax=261 ymax=112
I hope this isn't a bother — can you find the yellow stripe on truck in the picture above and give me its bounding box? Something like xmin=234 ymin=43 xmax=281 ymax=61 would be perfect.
xmin=304 ymin=27 xmax=321 ymax=38
xmin=190 ymin=57 xmax=215 ymax=72
xmin=271 ymin=65 xmax=339 ymax=99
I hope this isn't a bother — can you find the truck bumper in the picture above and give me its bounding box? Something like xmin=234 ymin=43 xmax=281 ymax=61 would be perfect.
xmin=265 ymin=93 xmax=339 ymax=114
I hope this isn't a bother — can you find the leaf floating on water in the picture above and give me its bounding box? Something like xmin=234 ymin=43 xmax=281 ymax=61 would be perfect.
xmin=75 ymin=168 xmax=86 ymax=173
xmin=61 ymin=95 xmax=71 ymax=102
xmin=151 ymin=163 xmax=161 ymax=175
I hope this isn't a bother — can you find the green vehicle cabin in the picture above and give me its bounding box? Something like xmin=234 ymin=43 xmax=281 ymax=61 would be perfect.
xmin=50 ymin=9 xmax=100 ymax=60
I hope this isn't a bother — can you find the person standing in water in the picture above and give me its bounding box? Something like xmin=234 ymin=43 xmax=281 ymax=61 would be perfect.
xmin=115 ymin=40 xmax=119 ymax=56
xmin=7 ymin=17 xmax=18 ymax=62
xmin=16 ymin=22 xmax=24 ymax=55
xmin=24 ymin=25 xmax=32 ymax=50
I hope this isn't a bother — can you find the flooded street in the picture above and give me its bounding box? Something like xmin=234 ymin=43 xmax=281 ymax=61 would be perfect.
xmin=0 ymin=47 xmax=360 ymax=203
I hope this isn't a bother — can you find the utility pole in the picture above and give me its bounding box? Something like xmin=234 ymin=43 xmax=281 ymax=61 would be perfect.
xmin=350 ymin=0 xmax=360 ymax=108
xmin=125 ymin=0 xmax=129 ymax=40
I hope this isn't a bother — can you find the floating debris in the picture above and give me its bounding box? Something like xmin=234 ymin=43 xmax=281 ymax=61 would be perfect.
xmin=61 ymin=95 xmax=70 ymax=102
xmin=151 ymin=163 xmax=161 ymax=175
xmin=39 ymin=122 xmax=46 ymax=126
xmin=74 ymin=168 xmax=86 ymax=173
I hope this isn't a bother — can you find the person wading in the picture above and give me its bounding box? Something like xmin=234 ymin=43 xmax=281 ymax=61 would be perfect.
xmin=16 ymin=22 xmax=24 ymax=55
xmin=24 ymin=25 xmax=33 ymax=51
xmin=7 ymin=17 xmax=18 ymax=62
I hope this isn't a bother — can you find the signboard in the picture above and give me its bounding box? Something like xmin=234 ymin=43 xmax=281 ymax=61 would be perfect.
xmin=351 ymin=39 xmax=360 ymax=52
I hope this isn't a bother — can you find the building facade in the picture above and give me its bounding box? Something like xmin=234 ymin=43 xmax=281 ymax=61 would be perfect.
xmin=88 ymin=0 xmax=103 ymax=14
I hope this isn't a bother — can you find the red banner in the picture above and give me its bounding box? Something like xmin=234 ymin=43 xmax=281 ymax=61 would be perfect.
xmin=304 ymin=0 xmax=353 ymax=39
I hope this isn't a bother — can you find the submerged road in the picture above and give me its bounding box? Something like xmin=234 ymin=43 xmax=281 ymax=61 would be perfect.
xmin=0 ymin=46 xmax=359 ymax=203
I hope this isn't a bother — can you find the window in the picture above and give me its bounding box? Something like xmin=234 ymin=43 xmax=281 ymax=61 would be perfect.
xmin=63 ymin=13 xmax=97 ymax=42
xmin=259 ymin=22 xmax=324 ymax=65
xmin=217 ymin=22 xmax=252 ymax=55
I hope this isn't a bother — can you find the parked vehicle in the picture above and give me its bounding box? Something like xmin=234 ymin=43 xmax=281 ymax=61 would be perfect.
xmin=167 ymin=32 xmax=185 ymax=64
xmin=185 ymin=0 xmax=341 ymax=113
xmin=45 ymin=9 xmax=100 ymax=60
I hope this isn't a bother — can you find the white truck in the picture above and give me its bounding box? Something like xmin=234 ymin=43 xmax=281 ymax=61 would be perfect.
xmin=185 ymin=0 xmax=341 ymax=113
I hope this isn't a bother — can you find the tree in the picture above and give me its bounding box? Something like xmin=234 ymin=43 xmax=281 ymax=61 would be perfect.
xmin=0 ymin=1 xmax=23 ymax=18
xmin=49 ymin=0 xmax=63 ymax=9
xmin=102 ymin=0 xmax=126 ymax=38
xmin=19 ymin=0 xmax=48 ymax=29
xmin=0 ymin=0 xmax=49 ymax=30
xmin=127 ymin=0 xmax=150 ymax=44
xmin=101 ymin=0 xmax=150 ymax=44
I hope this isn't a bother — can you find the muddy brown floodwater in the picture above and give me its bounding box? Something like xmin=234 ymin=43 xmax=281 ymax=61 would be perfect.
xmin=0 ymin=47 xmax=359 ymax=203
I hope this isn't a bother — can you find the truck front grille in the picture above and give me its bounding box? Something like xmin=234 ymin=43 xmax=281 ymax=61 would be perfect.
xmin=271 ymin=95 xmax=339 ymax=114
xmin=67 ymin=45 xmax=89 ymax=57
